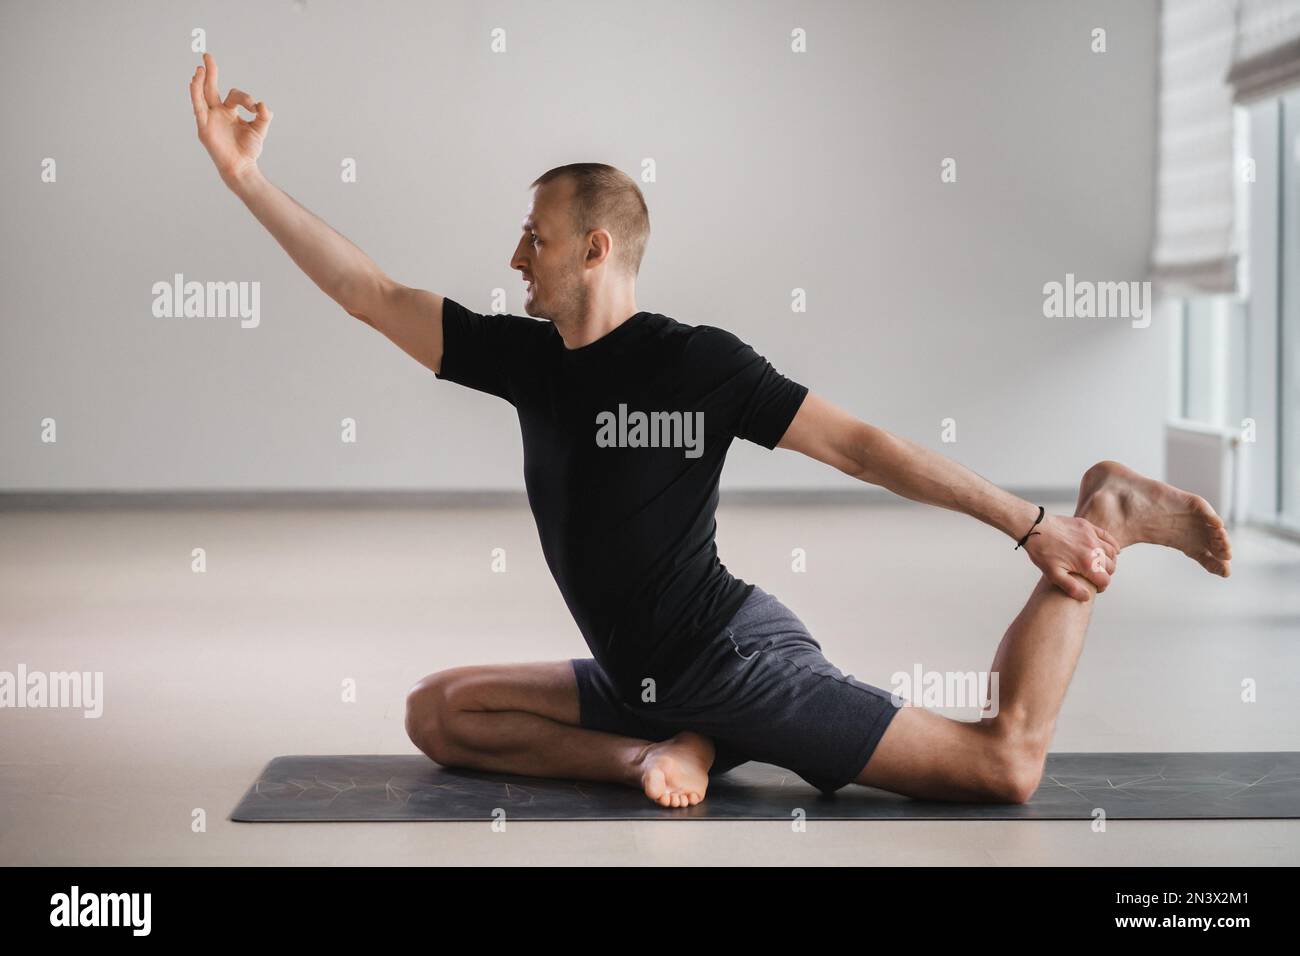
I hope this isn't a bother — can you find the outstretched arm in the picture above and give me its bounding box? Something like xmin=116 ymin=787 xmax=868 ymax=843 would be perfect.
xmin=777 ymin=392 xmax=1118 ymax=600
xmin=187 ymin=52 xmax=444 ymax=373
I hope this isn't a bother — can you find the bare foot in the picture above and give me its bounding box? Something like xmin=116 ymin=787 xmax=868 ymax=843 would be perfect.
xmin=636 ymin=731 xmax=714 ymax=808
xmin=1075 ymin=460 xmax=1232 ymax=577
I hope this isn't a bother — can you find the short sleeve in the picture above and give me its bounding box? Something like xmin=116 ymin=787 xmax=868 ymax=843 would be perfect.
xmin=683 ymin=327 xmax=809 ymax=450
xmin=434 ymin=297 xmax=542 ymax=405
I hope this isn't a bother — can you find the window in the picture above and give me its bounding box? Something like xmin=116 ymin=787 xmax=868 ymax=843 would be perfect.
xmin=1177 ymin=295 xmax=1249 ymax=428
xmin=1280 ymin=88 xmax=1300 ymax=528
xmin=1175 ymin=91 xmax=1299 ymax=532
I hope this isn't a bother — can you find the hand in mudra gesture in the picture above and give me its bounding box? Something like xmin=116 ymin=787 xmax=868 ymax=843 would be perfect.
xmin=188 ymin=52 xmax=273 ymax=185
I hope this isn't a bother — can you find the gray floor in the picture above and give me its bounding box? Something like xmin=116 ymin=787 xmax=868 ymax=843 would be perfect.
xmin=2 ymin=499 xmax=1298 ymax=865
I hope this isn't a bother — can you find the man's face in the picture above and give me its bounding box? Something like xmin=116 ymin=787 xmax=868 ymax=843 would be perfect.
xmin=510 ymin=179 xmax=586 ymax=321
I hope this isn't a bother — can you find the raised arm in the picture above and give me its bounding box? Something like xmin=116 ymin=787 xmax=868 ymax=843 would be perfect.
xmin=777 ymin=391 xmax=1119 ymax=600
xmin=188 ymin=53 xmax=444 ymax=373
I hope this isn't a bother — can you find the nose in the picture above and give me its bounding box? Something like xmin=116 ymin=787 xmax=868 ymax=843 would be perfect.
xmin=510 ymin=237 xmax=530 ymax=274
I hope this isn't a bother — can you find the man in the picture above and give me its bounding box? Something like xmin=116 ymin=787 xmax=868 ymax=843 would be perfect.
xmin=189 ymin=54 xmax=1233 ymax=808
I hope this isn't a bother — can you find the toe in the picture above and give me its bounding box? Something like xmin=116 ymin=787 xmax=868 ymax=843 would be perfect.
xmin=1203 ymin=529 xmax=1232 ymax=563
xmin=1214 ymin=531 xmax=1233 ymax=560
xmin=1198 ymin=552 xmax=1229 ymax=576
xmin=1192 ymin=495 xmax=1225 ymax=527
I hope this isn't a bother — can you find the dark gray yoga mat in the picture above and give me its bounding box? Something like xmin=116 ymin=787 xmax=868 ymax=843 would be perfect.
xmin=230 ymin=752 xmax=1300 ymax=821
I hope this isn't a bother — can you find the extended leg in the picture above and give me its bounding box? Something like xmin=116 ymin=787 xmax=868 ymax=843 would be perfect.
xmin=856 ymin=460 xmax=1231 ymax=802
xmin=404 ymin=660 xmax=714 ymax=807
xmin=857 ymin=572 xmax=1098 ymax=803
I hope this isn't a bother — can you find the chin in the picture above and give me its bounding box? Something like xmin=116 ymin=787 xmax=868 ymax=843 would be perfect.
xmin=524 ymin=295 xmax=548 ymax=319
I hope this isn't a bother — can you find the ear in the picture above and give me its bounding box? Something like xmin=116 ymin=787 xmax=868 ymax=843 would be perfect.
xmin=586 ymin=228 xmax=613 ymax=267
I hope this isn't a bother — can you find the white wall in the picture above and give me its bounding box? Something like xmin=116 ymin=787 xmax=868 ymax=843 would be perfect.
xmin=0 ymin=0 xmax=1165 ymax=492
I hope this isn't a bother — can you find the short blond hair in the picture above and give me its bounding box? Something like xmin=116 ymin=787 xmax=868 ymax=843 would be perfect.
xmin=531 ymin=163 xmax=650 ymax=277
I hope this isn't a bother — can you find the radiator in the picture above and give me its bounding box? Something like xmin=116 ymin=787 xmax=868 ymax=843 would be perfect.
xmin=1164 ymin=419 xmax=1244 ymax=526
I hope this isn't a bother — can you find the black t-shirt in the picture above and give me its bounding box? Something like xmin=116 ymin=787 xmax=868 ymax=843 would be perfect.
xmin=435 ymin=298 xmax=809 ymax=699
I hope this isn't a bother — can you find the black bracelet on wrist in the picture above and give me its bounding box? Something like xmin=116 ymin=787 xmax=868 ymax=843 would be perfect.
xmin=1013 ymin=505 xmax=1045 ymax=550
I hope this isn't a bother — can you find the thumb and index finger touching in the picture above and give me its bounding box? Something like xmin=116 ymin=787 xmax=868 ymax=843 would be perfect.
xmin=189 ymin=52 xmax=271 ymax=134
xmin=223 ymin=87 xmax=273 ymax=134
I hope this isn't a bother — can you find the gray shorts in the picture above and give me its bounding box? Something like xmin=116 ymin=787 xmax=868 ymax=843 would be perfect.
xmin=571 ymin=585 xmax=900 ymax=793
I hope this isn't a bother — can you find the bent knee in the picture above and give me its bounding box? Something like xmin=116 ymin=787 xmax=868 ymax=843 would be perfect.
xmin=405 ymin=670 xmax=467 ymax=765
xmin=979 ymin=718 xmax=1050 ymax=804
xmin=991 ymin=758 xmax=1045 ymax=805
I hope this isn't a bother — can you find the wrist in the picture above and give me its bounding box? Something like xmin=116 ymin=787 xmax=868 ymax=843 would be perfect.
xmin=222 ymin=163 xmax=264 ymax=194
xmin=1001 ymin=498 xmax=1043 ymax=540
xmin=1012 ymin=504 xmax=1047 ymax=550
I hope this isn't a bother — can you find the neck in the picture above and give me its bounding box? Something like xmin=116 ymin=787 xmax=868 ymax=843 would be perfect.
xmin=553 ymin=291 xmax=640 ymax=350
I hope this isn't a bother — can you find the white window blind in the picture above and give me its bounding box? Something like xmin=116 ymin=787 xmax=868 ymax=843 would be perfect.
xmin=1227 ymin=0 xmax=1300 ymax=102
xmin=1151 ymin=0 xmax=1240 ymax=294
